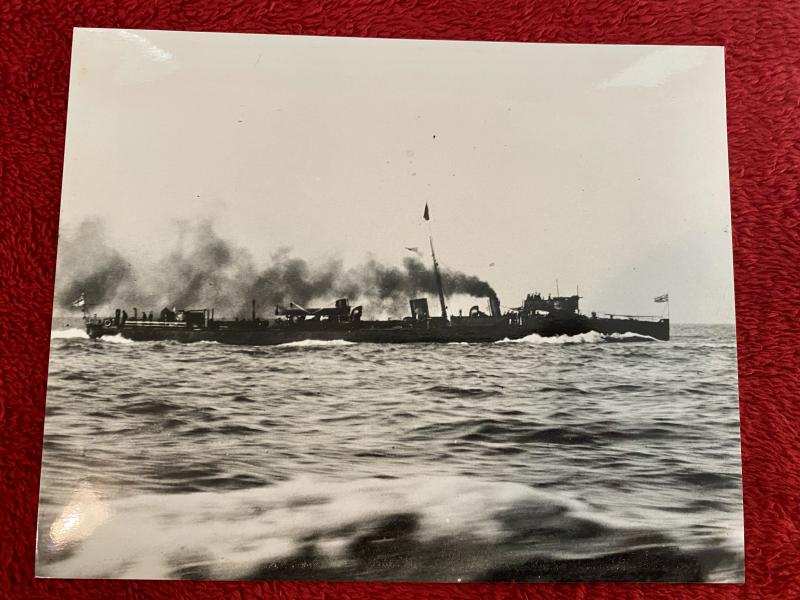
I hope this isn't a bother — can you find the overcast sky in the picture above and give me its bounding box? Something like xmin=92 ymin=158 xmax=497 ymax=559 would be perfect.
xmin=59 ymin=29 xmax=734 ymax=323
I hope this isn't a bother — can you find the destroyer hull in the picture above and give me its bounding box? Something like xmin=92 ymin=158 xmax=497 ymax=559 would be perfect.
xmin=86 ymin=315 xmax=668 ymax=345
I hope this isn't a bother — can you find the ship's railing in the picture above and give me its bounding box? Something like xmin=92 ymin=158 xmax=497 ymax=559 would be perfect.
xmin=124 ymin=320 xmax=188 ymax=328
xmin=591 ymin=313 xmax=667 ymax=322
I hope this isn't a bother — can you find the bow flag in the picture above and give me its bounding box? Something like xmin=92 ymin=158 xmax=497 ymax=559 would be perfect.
xmin=71 ymin=292 xmax=86 ymax=308
xmin=654 ymin=293 xmax=669 ymax=303
xmin=423 ymin=203 xmax=430 ymax=221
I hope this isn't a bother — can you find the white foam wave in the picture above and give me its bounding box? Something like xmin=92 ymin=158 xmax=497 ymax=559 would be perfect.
xmin=496 ymin=330 xmax=657 ymax=345
xmin=100 ymin=334 xmax=135 ymax=345
xmin=51 ymin=328 xmax=89 ymax=340
xmin=497 ymin=331 xmax=607 ymax=345
xmin=37 ymin=475 xmax=588 ymax=580
xmin=51 ymin=329 xmax=134 ymax=344
xmin=605 ymin=332 xmax=658 ymax=342
xmin=277 ymin=339 xmax=356 ymax=348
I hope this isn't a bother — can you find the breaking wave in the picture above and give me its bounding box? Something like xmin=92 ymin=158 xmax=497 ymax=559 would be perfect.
xmin=51 ymin=328 xmax=89 ymax=340
xmin=605 ymin=332 xmax=658 ymax=342
xmin=50 ymin=330 xmax=148 ymax=345
xmin=277 ymin=339 xmax=356 ymax=348
xmin=37 ymin=474 xmax=735 ymax=581
xmin=100 ymin=334 xmax=135 ymax=345
xmin=496 ymin=331 xmax=656 ymax=345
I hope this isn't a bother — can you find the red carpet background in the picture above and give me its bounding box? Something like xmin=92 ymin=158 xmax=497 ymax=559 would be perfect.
xmin=1 ymin=1 xmax=798 ymax=598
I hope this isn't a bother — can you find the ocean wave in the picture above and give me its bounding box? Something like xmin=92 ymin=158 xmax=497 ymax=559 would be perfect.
xmin=605 ymin=332 xmax=658 ymax=342
xmin=277 ymin=339 xmax=356 ymax=348
xmin=496 ymin=331 xmax=656 ymax=345
xmin=424 ymin=385 xmax=500 ymax=399
xmin=497 ymin=331 xmax=606 ymax=345
xmin=39 ymin=325 xmax=742 ymax=582
xmin=36 ymin=474 xmax=739 ymax=582
xmin=51 ymin=328 xmax=89 ymax=340
xmin=100 ymin=334 xmax=135 ymax=345
xmin=51 ymin=329 xmax=137 ymax=345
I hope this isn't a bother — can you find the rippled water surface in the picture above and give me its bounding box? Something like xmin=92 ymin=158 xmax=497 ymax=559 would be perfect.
xmin=37 ymin=324 xmax=743 ymax=582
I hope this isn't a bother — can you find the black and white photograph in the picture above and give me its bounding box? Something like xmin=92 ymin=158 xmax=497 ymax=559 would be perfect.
xmin=39 ymin=29 xmax=743 ymax=582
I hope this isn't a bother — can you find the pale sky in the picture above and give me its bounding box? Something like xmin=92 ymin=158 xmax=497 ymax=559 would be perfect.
xmin=59 ymin=29 xmax=735 ymax=323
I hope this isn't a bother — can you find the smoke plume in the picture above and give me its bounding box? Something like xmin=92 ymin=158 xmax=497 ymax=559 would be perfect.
xmin=55 ymin=220 xmax=137 ymax=308
xmin=55 ymin=220 xmax=497 ymax=318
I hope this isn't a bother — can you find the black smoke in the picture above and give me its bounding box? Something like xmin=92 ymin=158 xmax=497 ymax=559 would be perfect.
xmin=356 ymin=256 xmax=496 ymax=302
xmin=55 ymin=220 xmax=137 ymax=309
xmin=55 ymin=220 xmax=497 ymax=317
xmin=246 ymin=250 xmax=349 ymax=309
xmin=149 ymin=221 xmax=254 ymax=314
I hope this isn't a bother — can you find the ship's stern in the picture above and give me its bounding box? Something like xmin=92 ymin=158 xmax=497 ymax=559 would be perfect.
xmin=85 ymin=318 xmax=118 ymax=339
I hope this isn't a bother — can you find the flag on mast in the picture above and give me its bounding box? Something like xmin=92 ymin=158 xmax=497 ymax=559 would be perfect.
xmin=654 ymin=293 xmax=669 ymax=303
xmin=423 ymin=203 xmax=430 ymax=221
xmin=71 ymin=292 xmax=86 ymax=308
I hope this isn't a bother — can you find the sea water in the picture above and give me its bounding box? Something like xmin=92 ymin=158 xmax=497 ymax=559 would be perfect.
xmin=37 ymin=324 xmax=743 ymax=581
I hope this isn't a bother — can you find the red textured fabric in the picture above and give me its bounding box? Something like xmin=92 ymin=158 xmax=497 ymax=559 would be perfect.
xmin=1 ymin=1 xmax=799 ymax=598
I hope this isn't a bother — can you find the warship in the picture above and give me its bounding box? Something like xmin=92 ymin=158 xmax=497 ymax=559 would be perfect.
xmin=80 ymin=205 xmax=669 ymax=344
xmin=83 ymin=292 xmax=669 ymax=344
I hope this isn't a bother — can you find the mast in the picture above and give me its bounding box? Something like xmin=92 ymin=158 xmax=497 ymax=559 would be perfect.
xmin=424 ymin=203 xmax=448 ymax=320
xmin=429 ymin=235 xmax=448 ymax=320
